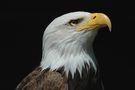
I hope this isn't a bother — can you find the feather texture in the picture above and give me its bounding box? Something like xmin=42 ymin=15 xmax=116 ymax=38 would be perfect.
xmin=16 ymin=11 xmax=107 ymax=90
xmin=41 ymin=12 xmax=98 ymax=78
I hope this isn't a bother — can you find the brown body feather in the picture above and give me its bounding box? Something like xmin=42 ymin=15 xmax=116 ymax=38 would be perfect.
xmin=16 ymin=67 xmax=68 ymax=90
xmin=16 ymin=64 xmax=103 ymax=90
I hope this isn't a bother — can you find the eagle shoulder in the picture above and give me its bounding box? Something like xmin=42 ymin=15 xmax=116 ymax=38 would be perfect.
xmin=16 ymin=67 xmax=68 ymax=90
xmin=16 ymin=67 xmax=41 ymax=90
xmin=42 ymin=71 xmax=68 ymax=90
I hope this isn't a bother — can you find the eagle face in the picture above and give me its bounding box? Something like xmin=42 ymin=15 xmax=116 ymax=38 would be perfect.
xmin=44 ymin=12 xmax=98 ymax=43
xmin=41 ymin=11 xmax=111 ymax=78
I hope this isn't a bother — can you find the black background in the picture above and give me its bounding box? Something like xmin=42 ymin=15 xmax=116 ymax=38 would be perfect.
xmin=0 ymin=0 xmax=135 ymax=90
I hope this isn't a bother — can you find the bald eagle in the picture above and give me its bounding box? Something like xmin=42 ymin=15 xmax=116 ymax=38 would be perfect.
xmin=16 ymin=11 xmax=111 ymax=90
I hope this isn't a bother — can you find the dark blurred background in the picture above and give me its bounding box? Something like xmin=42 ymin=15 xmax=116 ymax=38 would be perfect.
xmin=0 ymin=0 xmax=134 ymax=90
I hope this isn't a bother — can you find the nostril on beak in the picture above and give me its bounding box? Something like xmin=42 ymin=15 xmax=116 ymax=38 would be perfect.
xmin=92 ymin=16 xmax=97 ymax=19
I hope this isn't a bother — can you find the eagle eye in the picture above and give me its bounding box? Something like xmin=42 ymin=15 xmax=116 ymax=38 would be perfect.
xmin=68 ymin=18 xmax=83 ymax=26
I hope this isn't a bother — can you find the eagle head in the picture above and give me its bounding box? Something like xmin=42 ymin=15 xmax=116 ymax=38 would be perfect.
xmin=40 ymin=11 xmax=111 ymax=78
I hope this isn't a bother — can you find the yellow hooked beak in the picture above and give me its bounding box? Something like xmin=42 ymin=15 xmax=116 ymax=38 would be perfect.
xmin=76 ymin=13 xmax=112 ymax=32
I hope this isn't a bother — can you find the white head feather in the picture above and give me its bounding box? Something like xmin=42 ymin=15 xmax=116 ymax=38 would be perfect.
xmin=40 ymin=11 xmax=98 ymax=78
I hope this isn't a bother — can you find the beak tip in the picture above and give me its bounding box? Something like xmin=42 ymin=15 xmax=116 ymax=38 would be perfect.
xmin=109 ymin=26 xmax=112 ymax=32
xmin=108 ymin=23 xmax=112 ymax=32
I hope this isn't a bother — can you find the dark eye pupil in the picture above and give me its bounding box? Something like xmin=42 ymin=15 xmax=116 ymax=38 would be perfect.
xmin=69 ymin=18 xmax=83 ymax=25
xmin=71 ymin=20 xmax=79 ymax=24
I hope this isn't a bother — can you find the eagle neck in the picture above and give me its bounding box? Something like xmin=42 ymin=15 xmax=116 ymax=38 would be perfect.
xmin=40 ymin=31 xmax=98 ymax=78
